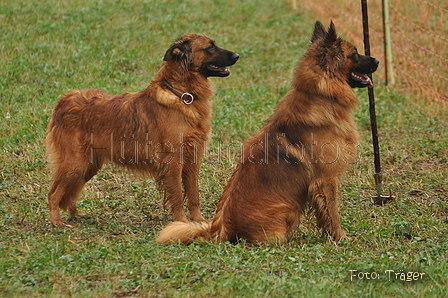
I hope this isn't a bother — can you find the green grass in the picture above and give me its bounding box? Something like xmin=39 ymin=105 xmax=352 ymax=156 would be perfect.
xmin=1 ymin=0 xmax=447 ymax=297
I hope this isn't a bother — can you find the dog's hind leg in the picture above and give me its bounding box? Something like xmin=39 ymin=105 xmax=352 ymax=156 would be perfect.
xmin=182 ymin=162 xmax=205 ymax=222
xmin=48 ymin=167 xmax=85 ymax=225
xmin=309 ymin=178 xmax=343 ymax=241
xmin=48 ymin=162 xmax=101 ymax=225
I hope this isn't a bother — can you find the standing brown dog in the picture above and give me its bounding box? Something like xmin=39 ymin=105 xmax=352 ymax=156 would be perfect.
xmin=158 ymin=21 xmax=379 ymax=244
xmin=46 ymin=34 xmax=239 ymax=225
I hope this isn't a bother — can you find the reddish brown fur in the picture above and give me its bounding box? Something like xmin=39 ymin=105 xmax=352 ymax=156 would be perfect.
xmin=46 ymin=34 xmax=238 ymax=225
xmin=158 ymin=22 xmax=379 ymax=245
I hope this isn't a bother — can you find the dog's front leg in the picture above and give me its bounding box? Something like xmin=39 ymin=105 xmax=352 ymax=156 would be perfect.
xmin=309 ymin=178 xmax=344 ymax=241
xmin=162 ymin=165 xmax=189 ymax=222
xmin=182 ymin=162 xmax=205 ymax=222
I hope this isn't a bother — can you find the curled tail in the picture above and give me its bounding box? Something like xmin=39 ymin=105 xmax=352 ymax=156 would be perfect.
xmin=157 ymin=221 xmax=212 ymax=244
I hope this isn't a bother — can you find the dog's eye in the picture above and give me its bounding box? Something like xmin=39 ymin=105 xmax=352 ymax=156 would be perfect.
xmin=349 ymin=52 xmax=359 ymax=61
xmin=206 ymin=45 xmax=216 ymax=53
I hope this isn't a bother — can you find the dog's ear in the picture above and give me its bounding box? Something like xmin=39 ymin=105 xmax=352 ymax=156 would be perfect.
xmin=311 ymin=21 xmax=327 ymax=43
xmin=324 ymin=21 xmax=338 ymax=44
xmin=163 ymin=41 xmax=192 ymax=62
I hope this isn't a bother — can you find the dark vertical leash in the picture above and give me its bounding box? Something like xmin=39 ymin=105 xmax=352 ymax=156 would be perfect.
xmin=361 ymin=0 xmax=394 ymax=205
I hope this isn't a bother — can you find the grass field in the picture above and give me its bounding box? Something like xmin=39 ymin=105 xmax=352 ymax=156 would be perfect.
xmin=1 ymin=0 xmax=447 ymax=297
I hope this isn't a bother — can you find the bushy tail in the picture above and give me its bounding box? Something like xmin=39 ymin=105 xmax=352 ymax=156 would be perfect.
xmin=157 ymin=221 xmax=212 ymax=244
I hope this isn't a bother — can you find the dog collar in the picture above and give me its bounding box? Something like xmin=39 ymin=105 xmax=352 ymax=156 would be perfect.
xmin=162 ymin=80 xmax=194 ymax=105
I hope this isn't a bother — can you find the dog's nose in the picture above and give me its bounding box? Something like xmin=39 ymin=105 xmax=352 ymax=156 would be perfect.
xmin=232 ymin=52 xmax=240 ymax=62
xmin=373 ymin=58 xmax=380 ymax=65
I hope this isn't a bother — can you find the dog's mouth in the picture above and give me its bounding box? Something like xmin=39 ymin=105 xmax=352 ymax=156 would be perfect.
xmin=206 ymin=63 xmax=231 ymax=77
xmin=201 ymin=50 xmax=239 ymax=77
xmin=350 ymin=72 xmax=373 ymax=88
xmin=348 ymin=57 xmax=379 ymax=88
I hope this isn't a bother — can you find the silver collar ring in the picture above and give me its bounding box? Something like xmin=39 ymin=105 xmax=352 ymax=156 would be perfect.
xmin=181 ymin=93 xmax=194 ymax=105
